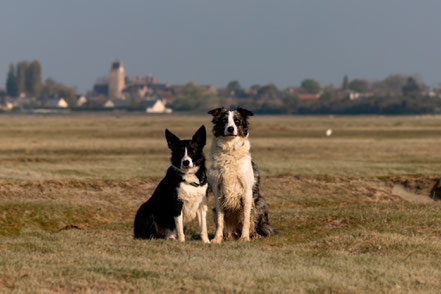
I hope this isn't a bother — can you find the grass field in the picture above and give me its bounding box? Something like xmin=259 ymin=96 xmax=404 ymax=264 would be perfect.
xmin=1 ymin=114 xmax=441 ymax=293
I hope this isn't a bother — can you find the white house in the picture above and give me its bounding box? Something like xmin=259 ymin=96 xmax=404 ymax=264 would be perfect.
xmin=76 ymin=96 xmax=87 ymax=107
xmin=142 ymin=99 xmax=172 ymax=113
xmin=57 ymin=98 xmax=69 ymax=108
xmin=46 ymin=98 xmax=69 ymax=108
xmin=0 ymin=100 xmax=14 ymax=111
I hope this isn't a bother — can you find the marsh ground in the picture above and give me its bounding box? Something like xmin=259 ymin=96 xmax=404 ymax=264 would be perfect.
xmin=0 ymin=114 xmax=440 ymax=293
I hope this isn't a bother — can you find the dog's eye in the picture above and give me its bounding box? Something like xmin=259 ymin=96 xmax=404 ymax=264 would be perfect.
xmin=234 ymin=119 xmax=240 ymax=125
xmin=222 ymin=118 xmax=227 ymax=124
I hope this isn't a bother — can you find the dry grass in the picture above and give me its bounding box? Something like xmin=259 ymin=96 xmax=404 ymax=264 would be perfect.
xmin=1 ymin=114 xmax=441 ymax=293
xmin=1 ymin=114 xmax=441 ymax=180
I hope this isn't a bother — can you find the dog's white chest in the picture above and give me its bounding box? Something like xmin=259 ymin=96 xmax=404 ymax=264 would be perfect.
xmin=209 ymin=136 xmax=255 ymax=211
xmin=177 ymin=181 xmax=208 ymax=223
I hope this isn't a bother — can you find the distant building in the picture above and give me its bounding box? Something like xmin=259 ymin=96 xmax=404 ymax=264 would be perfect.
xmin=86 ymin=96 xmax=108 ymax=108
xmin=243 ymin=88 xmax=258 ymax=96
xmin=144 ymin=75 xmax=157 ymax=85
xmin=76 ymin=95 xmax=87 ymax=107
xmin=345 ymin=91 xmax=374 ymax=100
xmin=142 ymin=99 xmax=172 ymax=113
xmin=347 ymin=91 xmax=360 ymax=100
xmin=297 ymin=93 xmax=320 ymax=100
xmin=0 ymin=99 xmax=14 ymax=111
xmin=93 ymin=78 xmax=109 ymax=96
xmin=92 ymin=62 xmax=174 ymax=104
xmin=103 ymin=98 xmax=128 ymax=108
xmin=46 ymin=98 xmax=69 ymax=108
xmin=122 ymin=84 xmax=150 ymax=100
xmin=58 ymin=98 xmax=69 ymax=108
xmin=108 ymin=61 xmax=125 ymax=99
xmin=155 ymin=90 xmax=174 ymax=101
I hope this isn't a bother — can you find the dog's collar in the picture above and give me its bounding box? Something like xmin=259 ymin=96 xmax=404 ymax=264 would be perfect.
xmin=172 ymin=165 xmax=182 ymax=173
xmin=172 ymin=165 xmax=199 ymax=174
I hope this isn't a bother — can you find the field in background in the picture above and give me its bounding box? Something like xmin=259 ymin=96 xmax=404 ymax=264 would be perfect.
xmin=1 ymin=114 xmax=441 ymax=292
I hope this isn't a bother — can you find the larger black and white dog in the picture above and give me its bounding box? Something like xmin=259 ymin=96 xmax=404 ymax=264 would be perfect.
xmin=133 ymin=126 xmax=210 ymax=243
xmin=208 ymin=107 xmax=278 ymax=243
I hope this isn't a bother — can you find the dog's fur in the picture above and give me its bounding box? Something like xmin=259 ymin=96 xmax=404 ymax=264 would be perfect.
xmin=133 ymin=126 xmax=210 ymax=243
xmin=208 ymin=107 xmax=278 ymax=243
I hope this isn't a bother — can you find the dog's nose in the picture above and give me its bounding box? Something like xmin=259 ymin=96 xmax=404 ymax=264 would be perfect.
xmin=182 ymin=160 xmax=190 ymax=167
xmin=227 ymin=126 xmax=234 ymax=133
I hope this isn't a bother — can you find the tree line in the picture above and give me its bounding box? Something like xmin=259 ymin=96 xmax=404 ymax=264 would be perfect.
xmin=5 ymin=60 xmax=77 ymax=106
xmin=171 ymin=75 xmax=441 ymax=115
xmin=4 ymin=62 xmax=440 ymax=114
xmin=6 ymin=60 xmax=42 ymax=98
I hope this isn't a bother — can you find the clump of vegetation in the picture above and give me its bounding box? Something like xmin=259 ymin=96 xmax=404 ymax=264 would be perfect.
xmin=5 ymin=60 xmax=77 ymax=106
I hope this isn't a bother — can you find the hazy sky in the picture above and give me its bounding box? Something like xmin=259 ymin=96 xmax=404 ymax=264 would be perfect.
xmin=2 ymin=0 xmax=441 ymax=93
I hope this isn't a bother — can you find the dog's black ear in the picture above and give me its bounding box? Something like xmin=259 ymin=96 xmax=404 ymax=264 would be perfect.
xmin=165 ymin=129 xmax=180 ymax=149
xmin=208 ymin=107 xmax=226 ymax=118
xmin=237 ymin=107 xmax=254 ymax=118
xmin=192 ymin=125 xmax=206 ymax=147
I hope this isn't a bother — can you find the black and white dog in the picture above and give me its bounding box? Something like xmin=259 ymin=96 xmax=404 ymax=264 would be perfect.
xmin=208 ymin=107 xmax=278 ymax=243
xmin=134 ymin=126 xmax=210 ymax=243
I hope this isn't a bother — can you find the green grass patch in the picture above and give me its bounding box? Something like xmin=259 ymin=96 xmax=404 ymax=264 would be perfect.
xmin=0 ymin=201 xmax=111 ymax=236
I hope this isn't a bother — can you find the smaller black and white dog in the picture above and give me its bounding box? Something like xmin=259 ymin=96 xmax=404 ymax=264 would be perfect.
xmin=134 ymin=125 xmax=209 ymax=243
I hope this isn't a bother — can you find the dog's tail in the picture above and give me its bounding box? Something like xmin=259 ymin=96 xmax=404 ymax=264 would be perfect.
xmin=257 ymin=222 xmax=281 ymax=237
xmin=253 ymin=193 xmax=281 ymax=237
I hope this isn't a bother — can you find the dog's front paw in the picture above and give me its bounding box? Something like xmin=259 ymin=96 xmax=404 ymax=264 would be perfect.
xmin=239 ymin=235 xmax=250 ymax=242
xmin=178 ymin=236 xmax=185 ymax=242
xmin=202 ymin=238 xmax=210 ymax=244
xmin=211 ymin=236 xmax=223 ymax=244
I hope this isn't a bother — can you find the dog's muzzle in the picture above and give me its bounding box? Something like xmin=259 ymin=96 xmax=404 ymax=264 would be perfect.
xmin=225 ymin=126 xmax=237 ymax=136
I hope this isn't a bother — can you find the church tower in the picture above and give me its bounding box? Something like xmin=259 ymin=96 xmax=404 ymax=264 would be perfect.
xmin=108 ymin=61 xmax=125 ymax=99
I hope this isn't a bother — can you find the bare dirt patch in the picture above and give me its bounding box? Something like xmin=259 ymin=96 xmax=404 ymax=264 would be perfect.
xmin=0 ymin=179 xmax=156 ymax=205
xmin=392 ymin=176 xmax=440 ymax=203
